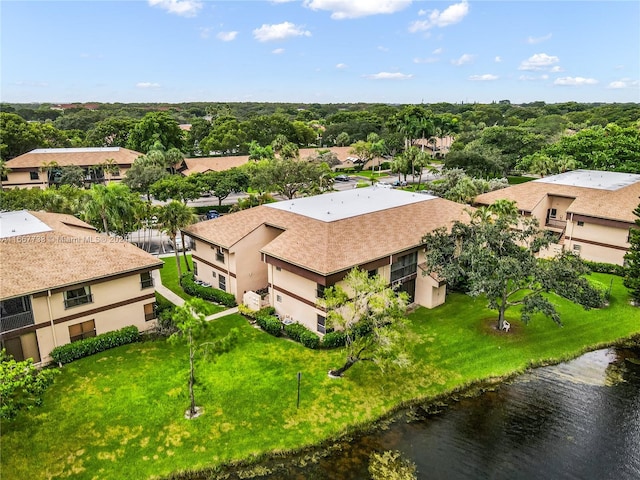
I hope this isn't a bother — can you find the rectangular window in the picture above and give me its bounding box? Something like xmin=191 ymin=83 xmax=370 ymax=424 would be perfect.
xmin=368 ymin=269 xmax=377 ymax=278
xmin=577 ymin=221 xmax=584 ymax=227
xmin=276 ymin=266 xmax=282 ymax=272
xmin=140 ymin=271 xmax=154 ymax=289
xmin=390 ymin=252 xmax=418 ymax=283
xmin=144 ymin=302 xmax=156 ymax=321
xmin=573 ymin=244 xmax=581 ymax=252
xmin=276 ymin=294 xmax=282 ymax=303
xmin=30 ymin=171 xmax=39 ymax=180
xmin=193 ymin=261 xmax=198 ymax=276
xmin=317 ymin=315 xmax=326 ymax=334
xmin=219 ymin=275 xmax=226 ymax=291
xmin=550 ymin=208 xmax=557 ymax=219
xmin=211 ymin=270 xmax=216 ymax=278
xmin=213 ymin=246 xmax=224 ymax=263
xmin=63 ymin=286 xmax=92 ymax=309
xmin=190 ymin=238 xmax=196 ymax=251
xmin=69 ymin=319 xmax=96 ymax=342
xmin=316 ymin=284 xmax=325 ymax=299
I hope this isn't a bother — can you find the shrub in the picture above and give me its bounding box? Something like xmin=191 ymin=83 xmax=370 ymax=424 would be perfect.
xmin=284 ymin=322 xmax=320 ymax=349
xmin=255 ymin=313 xmax=282 ymax=337
xmin=322 ymin=330 xmax=347 ymax=348
xmin=181 ymin=273 xmax=237 ymax=307
xmin=50 ymin=326 xmax=140 ymax=365
xmin=582 ymin=260 xmax=625 ymax=276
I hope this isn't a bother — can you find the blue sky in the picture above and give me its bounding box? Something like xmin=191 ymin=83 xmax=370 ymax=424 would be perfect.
xmin=2 ymin=1 xmax=639 ymax=104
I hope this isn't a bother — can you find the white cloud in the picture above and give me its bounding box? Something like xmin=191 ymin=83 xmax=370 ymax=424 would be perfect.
xmin=554 ymin=77 xmax=598 ymax=86
xmin=469 ymin=74 xmax=498 ymax=81
xmin=253 ymin=22 xmax=311 ymax=42
xmin=217 ymin=31 xmax=238 ymax=42
xmin=136 ymin=82 xmax=161 ymax=88
xmin=413 ymin=57 xmax=439 ymax=64
xmin=377 ymin=45 xmax=390 ymax=52
xmin=519 ymin=53 xmax=560 ymax=71
xmin=147 ymin=0 xmax=202 ymax=17
xmin=409 ymin=1 xmax=469 ymax=32
xmin=272 ymin=48 xmax=285 ymax=54
xmin=451 ymin=53 xmax=474 ymax=66
xmin=335 ymin=63 xmax=348 ymax=69
xmin=432 ymin=47 xmax=443 ymax=55
xmin=607 ymin=78 xmax=638 ymax=89
xmin=494 ymin=56 xmax=502 ymax=63
xmin=364 ymin=72 xmax=414 ymax=80
xmin=527 ymin=33 xmax=552 ymax=44
xmin=550 ymin=65 xmax=562 ymax=73
xmin=304 ymin=0 xmax=412 ymax=20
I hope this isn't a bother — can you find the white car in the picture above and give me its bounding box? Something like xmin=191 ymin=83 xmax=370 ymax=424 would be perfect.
xmin=375 ymin=182 xmax=392 ymax=189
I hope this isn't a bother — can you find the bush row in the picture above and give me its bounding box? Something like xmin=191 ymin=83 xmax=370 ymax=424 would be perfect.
xmin=582 ymin=260 xmax=625 ymax=276
xmin=50 ymin=326 xmax=140 ymax=365
xmin=181 ymin=273 xmax=237 ymax=307
xmin=284 ymin=322 xmax=320 ymax=349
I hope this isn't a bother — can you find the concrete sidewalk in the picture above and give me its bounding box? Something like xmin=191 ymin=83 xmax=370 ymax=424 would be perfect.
xmin=152 ymin=269 xmax=239 ymax=320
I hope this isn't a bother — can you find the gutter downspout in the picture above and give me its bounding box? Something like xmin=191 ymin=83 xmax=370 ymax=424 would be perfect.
xmin=47 ymin=290 xmax=61 ymax=367
xmin=568 ymin=212 xmax=574 ymax=248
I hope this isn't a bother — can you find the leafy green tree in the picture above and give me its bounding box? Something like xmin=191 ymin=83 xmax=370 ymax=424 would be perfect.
xmin=157 ymin=201 xmax=197 ymax=278
xmin=321 ymin=269 xmax=409 ymax=377
xmin=150 ymin=175 xmax=201 ymax=204
xmin=169 ymin=299 xmax=239 ymax=418
xmin=247 ymin=141 xmax=275 ymax=161
xmin=262 ymin=159 xmax=330 ymax=200
xmin=0 ymin=159 xmax=11 ymax=189
xmin=56 ymin=165 xmax=85 ymax=188
xmin=422 ymin=202 xmax=605 ymax=330
xmin=199 ymin=168 xmax=249 ymax=206
xmin=0 ymin=350 xmax=58 ymax=421
xmin=335 ymin=131 xmax=350 ymax=146
xmin=85 ymin=117 xmax=136 ymax=147
xmin=623 ymin=202 xmax=640 ymax=304
xmin=127 ymin=111 xmax=184 ymax=153
xmin=200 ymin=116 xmax=246 ymax=155
xmin=123 ymin=155 xmax=169 ymax=201
xmin=0 ymin=112 xmax=43 ymax=160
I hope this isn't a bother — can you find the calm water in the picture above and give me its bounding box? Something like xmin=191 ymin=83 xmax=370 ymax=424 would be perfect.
xmin=217 ymin=347 xmax=640 ymax=480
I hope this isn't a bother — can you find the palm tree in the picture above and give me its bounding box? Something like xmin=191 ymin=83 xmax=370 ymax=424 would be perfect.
xmin=101 ymin=158 xmax=120 ymax=183
xmin=83 ymin=183 xmax=135 ymax=235
xmin=40 ymin=160 xmax=59 ymax=187
xmin=157 ymin=201 xmax=197 ymax=279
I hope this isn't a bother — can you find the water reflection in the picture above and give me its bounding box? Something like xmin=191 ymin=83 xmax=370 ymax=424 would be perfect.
xmin=216 ymin=348 xmax=640 ymax=480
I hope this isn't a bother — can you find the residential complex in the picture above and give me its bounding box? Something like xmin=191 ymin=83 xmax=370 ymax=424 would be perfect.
xmin=474 ymin=170 xmax=640 ymax=265
xmin=0 ymin=210 xmax=162 ymax=364
xmin=183 ymin=187 xmax=471 ymax=334
xmin=2 ymin=147 xmax=142 ymax=189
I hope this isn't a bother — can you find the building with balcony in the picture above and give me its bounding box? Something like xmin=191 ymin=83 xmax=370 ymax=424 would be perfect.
xmin=0 ymin=210 xmax=162 ymax=364
xmin=2 ymin=147 xmax=142 ymax=189
xmin=474 ymin=170 xmax=640 ymax=265
xmin=183 ymin=187 xmax=471 ymax=334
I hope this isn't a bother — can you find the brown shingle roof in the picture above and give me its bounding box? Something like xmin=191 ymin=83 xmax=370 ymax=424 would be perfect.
xmin=184 ymin=196 xmax=471 ymax=275
xmin=0 ymin=211 xmax=162 ymax=299
xmin=474 ymin=176 xmax=640 ymax=223
xmin=5 ymin=147 xmax=142 ymax=169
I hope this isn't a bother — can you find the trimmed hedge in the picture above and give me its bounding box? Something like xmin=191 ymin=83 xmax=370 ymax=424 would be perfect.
xmin=322 ymin=330 xmax=347 ymax=348
xmin=181 ymin=273 xmax=237 ymax=307
xmin=284 ymin=322 xmax=320 ymax=349
xmin=582 ymin=260 xmax=625 ymax=276
xmin=50 ymin=326 xmax=140 ymax=365
xmin=256 ymin=313 xmax=282 ymax=337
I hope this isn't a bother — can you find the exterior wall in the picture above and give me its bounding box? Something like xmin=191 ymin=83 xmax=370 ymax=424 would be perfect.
xmin=190 ymin=238 xmax=235 ymax=297
xmin=2 ymin=272 xmax=157 ymax=364
xmin=530 ymin=195 xmax=575 ymax=228
xmin=565 ymin=220 xmax=630 ymax=265
xmin=4 ymin=170 xmax=47 ymax=189
xmin=268 ymin=264 xmax=325 ymax=333
xmin=414 ymin=273 xmax=446 ymax=309
xmin=230 ymin=225 xmax=283 ymax=302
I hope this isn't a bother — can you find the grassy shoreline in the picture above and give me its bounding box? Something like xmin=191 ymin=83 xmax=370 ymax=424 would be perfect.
xmin=2 ymin=273 xmax=639 ymax=480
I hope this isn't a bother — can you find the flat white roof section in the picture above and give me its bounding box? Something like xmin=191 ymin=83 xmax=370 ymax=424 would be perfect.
xmin=0 ymin=210 xmax=53 ymax=238
xmin=30 ymin=147 xmax=121 ymax=154
xmin=265 ymin=186 xmax=437 ymax=222
xmin=534 ymin=170 xmax=640 ymax=191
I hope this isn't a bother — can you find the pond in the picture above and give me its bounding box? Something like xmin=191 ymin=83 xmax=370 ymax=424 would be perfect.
xmin=217 ymin=347 xmax=640 ymax=479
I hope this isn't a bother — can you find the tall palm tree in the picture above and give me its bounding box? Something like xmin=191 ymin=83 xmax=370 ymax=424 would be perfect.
xmin=83 ymin=183 xmax=135 ymax=235
xmin=157 ymin=201 xmax=197 ymax=279
xmin=0 ymin=160 xmax=11 ymax=190
xmin=101 ymin=158 xmax=120 ymax=183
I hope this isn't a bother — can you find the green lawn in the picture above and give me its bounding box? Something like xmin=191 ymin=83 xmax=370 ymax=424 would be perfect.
xmin=2 ymin=274 xmax=639 ymax=479
xmin=508 ymin=175 xmax=536 ymax=185
xmin=159 ymin=254 xmax=225 ymax=315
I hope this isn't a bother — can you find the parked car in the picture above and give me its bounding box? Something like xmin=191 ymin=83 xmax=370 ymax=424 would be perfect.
xmin=393 ymin=180 xmax=408 ymax=187
xmin=206 ymin=210 xmax=220 ymax=220
xmin=335 ymin=174 xmax=351 ymax=182
xmin=376 ymin=182 xmax=392 ymax=189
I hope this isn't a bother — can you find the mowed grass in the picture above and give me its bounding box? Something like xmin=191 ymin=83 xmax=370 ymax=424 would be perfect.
xmin=159 ymin=254 xmax=224 ymax=315
xmin=2 ymin=273 xmax=639 ymax=480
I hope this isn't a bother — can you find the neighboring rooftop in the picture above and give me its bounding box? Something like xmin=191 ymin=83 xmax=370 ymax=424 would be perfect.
xmin=534 ymin=170 xmax=640 ymax=191
xmin=5 ymin=147 xmax=143 ymax=168
xmin=0 ymin=211 xmax=52 ymax=239
xmin=0 ymin=211 xmax=162 ymax=299
xmin=266 ymin=186 xmax=437 ymax=222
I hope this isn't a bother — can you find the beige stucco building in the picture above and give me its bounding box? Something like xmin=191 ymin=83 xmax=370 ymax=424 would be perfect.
xmin=0 ymin=211 xmax=162 ymax=364
xmin=184 ymin=187 xmax=471 ymax=334
xmin=474 ymin=170 xmax=640 ymax=265
xmin=3 ymin=147 xmax=142 ymax=189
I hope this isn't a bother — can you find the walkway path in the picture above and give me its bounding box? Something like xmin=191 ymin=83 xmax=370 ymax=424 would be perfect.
xmin=152 ymin=268 xmax=239 ymax=320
